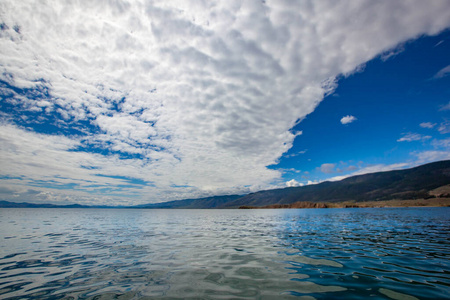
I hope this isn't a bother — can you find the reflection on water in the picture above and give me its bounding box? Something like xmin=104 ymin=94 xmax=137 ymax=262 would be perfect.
xmin=0 ymin=208 xmax=449 ymax=299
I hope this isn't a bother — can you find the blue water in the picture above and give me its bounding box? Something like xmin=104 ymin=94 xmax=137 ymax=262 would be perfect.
xmin=0 ymin=207 xmax=449 ymax=299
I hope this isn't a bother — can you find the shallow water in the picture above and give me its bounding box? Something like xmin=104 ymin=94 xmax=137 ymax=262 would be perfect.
xmin=0 ymin=207 xmax=449 ymax=299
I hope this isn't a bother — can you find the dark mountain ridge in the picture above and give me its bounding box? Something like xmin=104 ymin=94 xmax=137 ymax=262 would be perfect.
xmin=222 ymin=160 xmax=450 ymax=208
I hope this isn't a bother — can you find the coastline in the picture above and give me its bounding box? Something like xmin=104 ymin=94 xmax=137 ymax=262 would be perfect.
xmin=239 ymin=197 xmax=450 ymax=209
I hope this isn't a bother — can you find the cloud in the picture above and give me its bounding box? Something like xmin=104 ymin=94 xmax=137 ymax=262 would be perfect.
xmin=325 ymin=133 xmax=450 ymax=183
xmin=340 ymin=115 xmax=357 ymax=125
xmin=414 ymin=151 xmax=450 ymax=164
xmin=328 ymin=162 xmax=410 ymax=182
xmin=397 ymin=133 xmax=432 ymax=142
xmin=0 ymin=186 xmax=16 ymax=195
xmin=1 ymin=0 xmax=450 ymax=204
xmin=433 ymin=65 xmax=450 ymax=79
xmin=440 ymin=101 xmax=450 ymax=111
xmin=345 ymin=165 xmax=358 ymax=172
xmin=320 ymin=163 xmax=336 ymax=174
xmin=306 ymin=180 xmax=320 ymax=185
xmin=432 ymin=137 xmax=450 ymax=149
xmin=419 ymin=122 xmax=436 ymax=129
xmin=283 ymin=149 xmax=307 ymax=158
xmin=408 ymin=136 xmax=450 ymax=165
xmin=279 ymin=168 xmax=302 ymax=174
xmin=286 ymin=179 xmax=303 ymax=187
xmin=438 ymin=121 xmax=450 ymax=134
xmin=379 ymin=45 xmax=405 ymax=61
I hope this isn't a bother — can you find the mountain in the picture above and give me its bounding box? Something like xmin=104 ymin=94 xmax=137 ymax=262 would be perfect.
xmin=135 ymin=195 xmax=243 ymax=209
xmin=221 ymin=160 xmax=450 ymax=208
xmin=0 ymin=195 xmax=243 ymax=209
xmin=0 ymin=201 xmax=92 ymax=208
xmin=1 ymin=160 xmax=449 ymax=209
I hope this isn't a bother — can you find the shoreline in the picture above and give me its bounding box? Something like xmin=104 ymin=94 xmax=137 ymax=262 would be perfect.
xmin=239 ymin=197 xmax=450 ymax=209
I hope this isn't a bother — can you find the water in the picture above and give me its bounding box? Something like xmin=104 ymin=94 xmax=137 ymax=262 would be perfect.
xmin=0 ymin=208 xmax=449 ymax=299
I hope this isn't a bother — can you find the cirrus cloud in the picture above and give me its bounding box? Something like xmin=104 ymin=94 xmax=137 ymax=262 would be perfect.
xmin=433 ymin=65 xmax=450 ymax=79
xmin=397 ymin=133 xmax=432 ymax=142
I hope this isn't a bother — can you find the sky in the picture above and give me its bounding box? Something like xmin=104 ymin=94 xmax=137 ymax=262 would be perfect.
xmin=0 ymin=0 xmax=450 ymax=206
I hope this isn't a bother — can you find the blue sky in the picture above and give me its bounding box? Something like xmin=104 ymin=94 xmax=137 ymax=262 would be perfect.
xmin=0 ymin=1 xmax=450 ymax=205
xmin=276 ymin=31 xmax=450 ymax=186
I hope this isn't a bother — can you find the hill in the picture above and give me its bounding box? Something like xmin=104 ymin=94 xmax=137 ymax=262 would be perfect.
xmin=135 ymin=195 xmax=242 ymax=209
xmin=222 ymin=160 xmax=450 ymax=208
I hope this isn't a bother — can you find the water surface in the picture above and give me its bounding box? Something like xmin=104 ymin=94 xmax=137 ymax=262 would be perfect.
xmin=0 ymin=207 xmax=449 ymax=299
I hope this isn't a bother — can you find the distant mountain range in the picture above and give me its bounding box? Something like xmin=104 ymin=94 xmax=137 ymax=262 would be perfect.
xmin=0 ymin=201 xmax=110 ymax=209
xmin=134 ymin=195 xmax=243 ymax=209
xmin=1 ymin=160 xmax=449 ymax=209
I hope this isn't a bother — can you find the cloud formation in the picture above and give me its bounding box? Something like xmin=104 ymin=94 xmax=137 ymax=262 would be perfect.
xmin=1 ymin=0 xmax=450 ymax=204
xmin=340 ymin=115 xmax=357 ymax=125
xmin=420 ymin=122 xmax=436 ymax=129
xmin=328 ymin=163 xmax=410 ymax=182
xmin=433 ymin=65 xmax=450 ymax=79
xmin=440 ymin=101 xmax=450 ymax=111
xmin=397 ymin=133 xmax=432 ymax=142
xmin=438 ymin=121 xmax=450 ymax=134
xmin=286 ymin=179 xmax=302 ymax=187
xmin=320 ymin=163 xmax=336 ymax=174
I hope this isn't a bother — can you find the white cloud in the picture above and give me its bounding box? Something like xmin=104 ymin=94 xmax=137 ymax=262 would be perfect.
xmin=380 ymin=45 xmax=405 ymax=61
xmin=320 ymin=163 xmax=336 ymax=174
xmin=440 ymin=101 xmax=450 ymax=111
xmin=286 ymin=179 xmax=303 ymax=187
xmin=1 ymin=0 xmax=450 ymax=204
xmin=340 ymin=115 xmax=357 ymax=125
xmin=433 ymin=65 xmax=450 ymax=79
xmin=414 ymin=151 xmax=450 ymax=164
xmin=397 ymin=133 xmax=432 ymax=142
xmin=0 ymin=123 xmax=158 ymax=205
xmin=432 ymin=137 xmax=450 ymax=149
xmin=307 ymin=180 xmax=320 ymax=185
xmin=328 ymin=163 xmax=410 ymax=182
xmin=438 ymin=121 xmax=450 ymax=134
xmin=420 ymin=122 xmax=436 ymax=129
xmin=325 ymin=134 xmax=450 ymax=183
xmin=405 ymin=136 xmax=450 ymax=166
xmin=279 ymin=168 xmax=301 ymax=174
xmin=283 ymin=149 xmax=307 ymax=158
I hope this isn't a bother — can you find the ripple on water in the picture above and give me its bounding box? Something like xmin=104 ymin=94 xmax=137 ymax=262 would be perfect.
xmin=0 ymin=208 xmax=449 ymax=299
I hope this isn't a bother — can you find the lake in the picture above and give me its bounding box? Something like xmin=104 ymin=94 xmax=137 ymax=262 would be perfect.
xmin=0 ymin=207 xmax=449 ymax=299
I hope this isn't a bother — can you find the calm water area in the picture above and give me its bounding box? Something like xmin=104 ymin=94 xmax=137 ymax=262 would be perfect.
xmin=0 ymin=207 xmax=449 ymax=299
